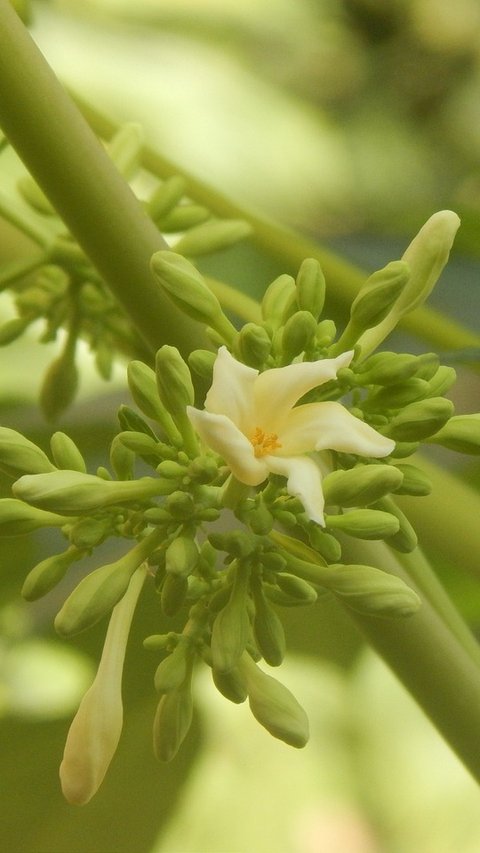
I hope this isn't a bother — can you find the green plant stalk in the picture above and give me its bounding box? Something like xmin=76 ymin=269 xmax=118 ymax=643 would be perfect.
xmin=73 ymin=96 xmax=480 ymax=355
xmin=340 ymin=538 xmax=480 ymax=782
xmin=0 ymin=1 xmax=206 ymax=357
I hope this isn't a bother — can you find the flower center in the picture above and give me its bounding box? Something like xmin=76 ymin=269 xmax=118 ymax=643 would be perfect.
xmin=250 ymin=427 xmax=282 ymax=458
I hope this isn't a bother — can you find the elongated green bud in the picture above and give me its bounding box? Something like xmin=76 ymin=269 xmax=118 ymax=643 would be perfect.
xmin=238 ymin=653 xmax=309 ymax=748
xmin=275 ymin=573 xmax=317 ymax=604
xmin=212 ymin=665 xmax=248 ymax=704
xmin=55 ymin=532 xmax=161 ymax=636
xmin=251 ymin=579 xmax=286 ymax=666
xmin=323 ymin=464 xmax=403 ymax=508
xmin=307 ymin=526 xmax=342 ymax=562
xmin=211 ymin=562 xmax=250 ymax=672
xmin=295 ymin=258 xmax=325 ymax=320
xmin=153 ymin=680 xmax=193 ymax=762
xmin=40 ymin=348 xmax=78 ymax=420
xmin=68 ymin=516 xmax=112 ymax=549
xmin=22 ymin=546 xmax=81 ymax=601
xmin=0 ymin=427 xmax=55 ymax=477
xmin=365 ymin=378 xmax=429 ymax=410
xmin=188 ymin=348 xmax=216 ymax=381
xmin=155 ymin=346 xmax=199 ymax=455
xmin=117 ymin=405 xmax=158 ymax=439
xmin=106 ymin=122 xmax=143 ymax=179
xmin=261 ymin=274 xmax=296 ymax=326
xmin=118 ymin=430 xmax=161 ymax=462
xmin=269 ymin=529 xmax=327 ymax=567
xmin=151 ymin=251 xmax=236 ymax=343
xmin=356 ymin=352 xmax=420 ymax=386
xmin=165 ymin=536 xmax=199 ymax=579
xmin=109 ymin=435 xmax=135 ymax=480
xmin=333 ymin=262 xmax=410 ymax=355
xmin=0 ymin=317 xmax=30 ymax=345
xmin=235 ymin=323 xmax=271 ymax=368
xmin=426 ymin=365 xmax=456 ymax=397
xmin=147 ymin=175 xmax=186 ymax=220
xmin=13 ymin=470 xmax=171 ymax=514
xmin=326 ymin=509 xmax=399 ymax=539
xmin=161 ymin=573 xmax=188 ymax=616
xmin=326 ymin=563 xmax=420 ymax=617
xmin=127 ymin=360 xmax=182 ymax=444
xmin=428 ymin=414 xmax=480 ymax=454
xmin=315 ymin=319 xmax=336 ymax=347
xmin=246 ymin=495 xmax=274 ymax=535
xmin=154 ymin=640 xmax=191 ymax=693
xmin=387 ymin=397 xmax=454 ymax=441
xmin=50 ymin=432 xmax=86 ymax=473
xmin=281 ymin=311 xmax=317 ymax=361
xmin=174 ymin=218 xmax=251 ymax=257
xmin=159 ymin=204 xmax=210 ymax=232
xmin=374 ymin=497 xmax=418 ymax=553
xmin=0 ymin=498 xmax=69 ymax=536
xmin=393 ymin=463 xmax=432 ymax=496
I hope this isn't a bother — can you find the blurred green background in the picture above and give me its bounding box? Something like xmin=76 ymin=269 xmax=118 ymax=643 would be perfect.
xmin=2 ymin=1 xmax=480 ymax=851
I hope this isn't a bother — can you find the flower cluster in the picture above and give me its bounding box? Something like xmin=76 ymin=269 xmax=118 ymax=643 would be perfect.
xmin=2 ymin=209 xmax=478 ymax=805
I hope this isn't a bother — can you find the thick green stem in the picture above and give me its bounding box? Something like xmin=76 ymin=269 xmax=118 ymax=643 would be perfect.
xmin=74 ymin=96 xmax=480 ymax=356
xmin=342 ymin=539 xmax=480 ymax=782
xmin=0 ymin=1 xmax=206 ymax=357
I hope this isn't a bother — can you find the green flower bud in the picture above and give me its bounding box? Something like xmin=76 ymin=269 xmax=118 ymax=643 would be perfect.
xmin=326 ymin=563 xmax=421 ymax=617
xmin=17 ymin=174 xmax=55 ymax=215
xmin=143 ymin=633 xmax=172 ymax=651
xmin=390 ymin=441 xmax=420 ymax=459
xmin=307 ymin=526 xmax=342 ymax=562
xmin=127 ymin=360 xmax=182 ymax=444
xmin=413 ymin=352 xmax=440 ymax=380
xmin=147 ymin=175 xmax=186 ymax=221
xmin=94 ymin=339 xmax=114 ymax=381
xmin=333 ymin=262 xmax=410 ymax=354
xmin=159 ymin=204 xmax=210 ymax=232
xmin=151 ymin=251 xmax=236 ymax=343
xmin=246 ymin=496 xmax=274 ymax=535
xmin=295 ymin=258 xmax=325 ymax=320
xmin=0 ymin=498 xmax=69 ymax=536
xmin=374 ymin=497 xmax=418 ymax=553
xmin=50 ymin=432 xmax=86 ymax=473
xmin=161 ymin=573 xmax=188 ymax=616
xmin=0 ymin=427 xmax=55 ymax=477
xmin=387 ymin=397 xmax=454 ymax=441
xmin=144 ymin=506 xmax=171 ymax=525
xmin=393 ymin=463 xmax=432 ymax=496
xmin=109 ymin=435 xmax=135 ymax=480
xmin=154 ymin=640 xmax=191 ymax=693
xmin=156 ymin=460 xmax=186 ymax=479
xmin=155 ymin=346 xmax=199 ymax=455
xmin=165 ymin=536 xmax=199 ymax=579
xmin=426 ymin=365 xmax=456 ymax=397
xmin=211 ymin=562 xmax=250 ymax=672
xmin=0 ymin=317 xmax=30 ymax=345
xmin=326 ymin=508 xmax=400 ymax=540
xmin=187 ymin=455 xmax=218 ymax=484
xmin=106 ymin=122 xmax=143 ymax=179
xmin=261 ymin=274 xmax=296 ymax=326
xmin=315 ymin=319 xmax=336 ymax=347
xmin=251 ymin=579 xmax=286 ymax=666
xmin=269 ymin=529 xmax=327 ymax=567
xmin=68 ymin=516 xmax=112 ymax=549
xmin=117 ymin=405 xmax=158 ymax=439
xmin=55 ymin=534 xmax=159 ymax=636
xmin=188 ymin=349 xmax=216 ymax=382
xmin=356 ymin=352 xmax=420 ymax=386
xmin=275 ymin=573 xmax=318 ymax=604
xmin=40 ymin=348 xmax=78 ymax=421
xmin=322 ymin=464 xmax=403 ymax=508
xmin=165 ymin=490 xmax=195 ymax=520
xmin=235 ymin=323 xmax=271 ymax=368
xmin=365 ymin=378 xmax=429 ymax=410
xmin=174 ymin=218 xmax=251 ymax=257
xmin=238 ymin=653 xmax=309 ymax=748
xmin=260 ymin=552 xmax=287 ymax=573
xmin=281 ymin=311 xmax=318 ymax=361
xmin=22 ymin=546 xmax=80 ymax=601
xmin=153 ymin=681 xmax=193 ymax=762
xmin=118 ymin=431 xmax=162 ymax=469
xmin=13 ymin=470 xmax=170 ymax=514
xmin=212 ymin=665 xmax=248 ymax=704
xmin=427 ymin=414 xmax=480 ymax=454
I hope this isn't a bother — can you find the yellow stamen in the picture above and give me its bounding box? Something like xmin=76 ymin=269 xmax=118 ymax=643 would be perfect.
xmin=250 ymin=427 xmax=282 ymax=458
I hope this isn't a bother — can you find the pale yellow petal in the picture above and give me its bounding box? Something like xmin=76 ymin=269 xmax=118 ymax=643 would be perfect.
xmin=187 ymin=407 xmax=268 ymax=486
xmin=254 ymin=351 xmax=353 ymax=430
xmin=266 ymin=454 xmax=325 ymax=525
xmin=278 ymin=402 xmax=395 ymax=458
xmin=204 ymin=346 xmax=257 ymax=434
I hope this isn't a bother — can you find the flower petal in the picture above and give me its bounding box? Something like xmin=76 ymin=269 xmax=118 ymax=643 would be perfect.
xmin=204 ymin=346 xmax=258 ymax=434
xmin=254 ymin=351 xmax=353 ymax=430
xmin=279 ymin=401 xmax=394 ymax=457
xmin=266 ymin=454 xmax=325 ymax=525
xmin=187 ymin=407 xmax=268 ymax=485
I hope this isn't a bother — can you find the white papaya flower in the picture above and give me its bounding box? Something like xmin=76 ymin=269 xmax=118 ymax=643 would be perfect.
xmin=187 ymin=347 xmax=394 ymax=525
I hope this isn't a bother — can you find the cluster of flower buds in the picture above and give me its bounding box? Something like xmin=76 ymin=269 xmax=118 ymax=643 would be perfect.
xmin=3 ymin=208 xmax=478 ymax=805
xmin=0 ymin=123 xmax=252 ymax=416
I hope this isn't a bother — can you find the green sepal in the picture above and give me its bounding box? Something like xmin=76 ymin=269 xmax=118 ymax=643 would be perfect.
xmin=322 ymin=464 xmax=403 ymax=508
xmin=326 ymin=563 xmax=421 ymax=617
xmin=326 ymin=509 xmax=400 ymax=540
